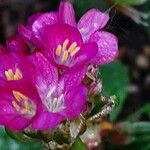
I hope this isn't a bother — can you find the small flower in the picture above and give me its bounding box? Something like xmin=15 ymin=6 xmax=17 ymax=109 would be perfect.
xmin=18 ymin=0 xmax=118 ymax=67
xmin=0 ymin=55 xmax=40 ymax=131
xmin=25 ymin=53 xmax=87 ymax=130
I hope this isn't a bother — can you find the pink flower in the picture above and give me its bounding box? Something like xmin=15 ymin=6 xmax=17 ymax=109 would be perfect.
xmin=0 ymin=55 xmax=40 ymax=131
xmin=24 ymin=53 xmax=87 ymax=130
xmin=0 ymin=51 xmax=87 ymax=130
xmin=0 ymin=34 xmax=30 ymax=56
xmin=18 ymin=0 xmax=118 ymax=67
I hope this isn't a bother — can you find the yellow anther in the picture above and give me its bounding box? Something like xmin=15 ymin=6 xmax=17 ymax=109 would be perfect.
xmin=62 ymin=51 xmax=69 ymax=62
xmin=62 ymin=39 xmax=69 ymax=51
xmin=68 ymin=42 xmax=77 ymax=53
xmin=5 ymin=68 xmax=22 ymax=81
xmin=14 ymin=69 xmax=23 ymax=80
xmin=55 ymin=39 xmax=81 ymax=64
xmin=12 ymin=101 xmax=20 ymax=112
xmin=21 ymin=108 xmax=29 ymax=114
xmin=12 ymin=91 xmax=31 ymax=114
xmin=5 ymin=69 xmax=14 ymax=80
xmin=55 ymin=45 xmax=62 ymax=56
xmin=13 ymin=91 xmax=28 ymax=102
xmin=70 ymin=46 xmax=80 ymax=56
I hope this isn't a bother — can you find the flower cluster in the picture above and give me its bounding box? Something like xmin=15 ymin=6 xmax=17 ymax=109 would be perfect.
xmin=0 ymin=1 xmax=118 ymax=131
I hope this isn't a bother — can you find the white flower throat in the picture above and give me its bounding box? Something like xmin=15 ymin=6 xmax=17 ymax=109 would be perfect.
xmin=45 ymin=86 xmax=65 ymax=113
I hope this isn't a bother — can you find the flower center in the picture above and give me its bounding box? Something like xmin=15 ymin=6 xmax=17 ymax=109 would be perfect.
xmin=45 ymin=87 xmax=65 ymax=113
xmin=5 ymin=68 xmax=22 ymax=81
xmin=55 ymin=39 xmax=80 ymax=65
xmin=12 ymin=90 xmax=35 ymax=117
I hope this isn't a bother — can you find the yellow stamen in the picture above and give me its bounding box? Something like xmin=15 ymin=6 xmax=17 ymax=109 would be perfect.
xmin=14 ymin=69 xmax=23 ymax=80
xmin=12 ymin=101 xmax=20 ymax=112
xmin=70 ymin=46 xmax=80 ymax=56
xmin=62 ymin=39 xmax=69 ymax=51
xmin=55 ymin=45 xmax=62 ymax=56
xmin=12 ymin=91 xmax=31 ymax=114
xmin=13 ymin=91 xmax=28 ymax=102
xmin=21 ymin=108 xmax=29 ymax=114
xmin=68 ymin=42 xmax=77 ymax=53
xmin=5 ymin=68 xmax=23 ymax=81
xmin=5 ymin=69 xmax=14 ymax=80
xmin=62 ymin=51 xmax=69 ymax=62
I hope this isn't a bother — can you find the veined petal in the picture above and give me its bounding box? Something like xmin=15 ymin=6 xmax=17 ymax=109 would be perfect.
xmin=26 ymin=53 xmax=58 ymax=98
xmin=7 ymin=35 xmax=29 ymax=56
xmin=62 ymin=85 xmax=87 ymax=119
xmin=89 ymin=31 xmax=118 ymax=65
xmin=63 ymin=65 xmax=87 ymax=90
xmin=78 ymin=9 xmax=109 ymax=42
xmin=59 ymin=0 xmax=76 ymax=27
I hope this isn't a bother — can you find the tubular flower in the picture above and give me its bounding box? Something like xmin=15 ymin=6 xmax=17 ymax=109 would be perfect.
xmin=18 ymin=0 xmax=118 ymax=67
xmin=24 ymin=53 xmax=87 ymax=130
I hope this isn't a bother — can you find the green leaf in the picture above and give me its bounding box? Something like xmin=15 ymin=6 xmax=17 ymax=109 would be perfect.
xmin=100 ymin=61 xmax=129 ymax=121
xmin=111 ymin=0 xmax=148 ymax=6
xmin=0 ymin=127 xmax=43 ymax=150
xmin=120 ymin=122 xmax=150 ymax=134
xmin=126 ymin=103 xmax=150 ymax=122
xmin=5 ymin=128 xmax=33 ymax=143
xmin=71 ymin=137 xmax=88 ymax=150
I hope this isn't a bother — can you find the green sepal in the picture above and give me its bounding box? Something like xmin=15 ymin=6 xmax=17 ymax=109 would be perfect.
xmin=71 ymin=137 xmax=88 ymax=150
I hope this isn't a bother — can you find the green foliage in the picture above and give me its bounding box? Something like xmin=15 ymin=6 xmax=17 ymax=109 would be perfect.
xmin=111 ymin=0 xmax=148 ymax=5
xmin=127 ymin=103 xmax=150 ymax=122
xmin=99 ymin=61 xmax=129 ymax=121
xmin=71 ymin=137 xmax=88 ymax=150
xmin=0 ymin=127 xmax=43 ymax=150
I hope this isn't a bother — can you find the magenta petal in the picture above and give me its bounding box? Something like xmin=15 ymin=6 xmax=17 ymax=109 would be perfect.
xmin=89 ymin=31 xmax=118 ymax=65
xmin=59 ymin=0 xmax=76 ymax=27
xmin=63 ymin=85 xmax=87 ymax=119
xmin=43 ymin=24 xmax=83 ymax=61
xmin=32 ymin=112 xmax=64 ymax=130
xmin=18 ymin=24 xmax=32 ymax=42
xmin=26 ymin=53 xmax=58 ymax=98
xmin=63 ymin=65 xmax=87 ymax=90
xmin=7 ymin=35 xmax=29 ymax=55
xmin=78 ymin=9 xmax=109 ymax=42
xmin=0 ymin=55 xmax=17 ymax=80
xmin=44 ymin=24 xmax=82 ymax=48
xmin=31 ymin=12 xmax=58 ymax=45
xmin=74 ymin=42 xmax=98 ymax=66
xmin=0 ymin=100 xmax=30 ymax=131
xmin=0 ymin=44 xmax=7 ymax=54
xmin=27 ymin=13 xmax=42 ymax=29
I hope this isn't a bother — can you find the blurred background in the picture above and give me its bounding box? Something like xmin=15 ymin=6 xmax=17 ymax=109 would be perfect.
xmin=0 ymin=0 xmax=150 ymax=149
